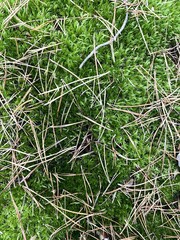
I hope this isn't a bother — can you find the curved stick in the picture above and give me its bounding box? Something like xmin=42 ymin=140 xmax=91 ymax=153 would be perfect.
xmin=79 ymin=1 xmax=129 ymax=69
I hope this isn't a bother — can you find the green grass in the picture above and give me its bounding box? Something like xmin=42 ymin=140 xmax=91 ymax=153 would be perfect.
xmin=0 ymin=0 xmax=179 ymax=239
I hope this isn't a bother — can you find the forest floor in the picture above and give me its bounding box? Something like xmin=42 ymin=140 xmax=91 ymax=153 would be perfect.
xmin=0 ymin=0 xmax=179 ymax=239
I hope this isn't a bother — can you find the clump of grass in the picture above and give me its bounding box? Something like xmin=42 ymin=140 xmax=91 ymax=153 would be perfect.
xmin=0 ymin=0 xmax=179 ymax=239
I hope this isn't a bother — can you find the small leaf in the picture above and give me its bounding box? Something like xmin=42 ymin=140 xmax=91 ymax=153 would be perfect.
xmin=177 ymin=153 xmax=180 ymax=167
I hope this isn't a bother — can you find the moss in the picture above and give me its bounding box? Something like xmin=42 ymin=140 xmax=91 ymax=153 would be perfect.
xmin=0 ymin=0 xmax=179 ymax=239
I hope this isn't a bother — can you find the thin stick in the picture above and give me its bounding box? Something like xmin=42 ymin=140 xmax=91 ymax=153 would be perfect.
xmin=79 ymin=0 xmax=129 ymax=68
